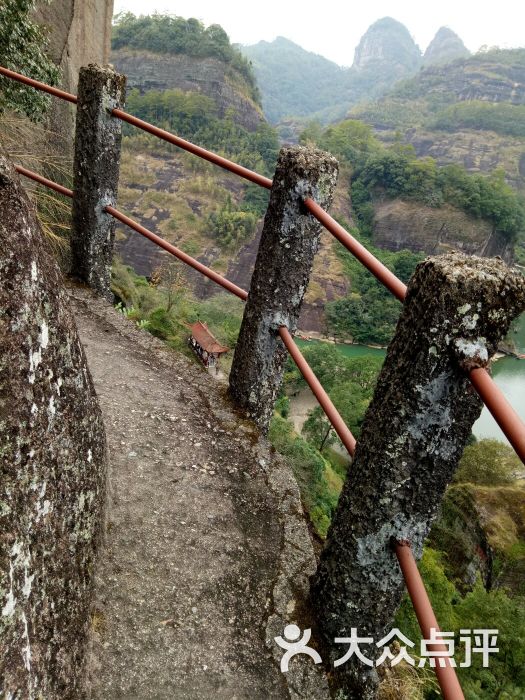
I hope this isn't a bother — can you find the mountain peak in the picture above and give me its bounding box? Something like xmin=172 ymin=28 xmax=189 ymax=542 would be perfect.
xmin=353 ymin=17 xmax=421 ymax=72
xmin=423 ymin=27 xmax=470 ymax=66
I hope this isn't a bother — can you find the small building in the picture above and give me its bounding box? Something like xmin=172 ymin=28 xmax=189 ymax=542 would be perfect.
xmin=188 ymin=321 xmax=229 ymax=370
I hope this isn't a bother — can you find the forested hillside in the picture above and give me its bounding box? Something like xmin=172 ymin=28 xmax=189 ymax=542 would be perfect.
xmin=350 ymin=48 xmax=525 ymax=193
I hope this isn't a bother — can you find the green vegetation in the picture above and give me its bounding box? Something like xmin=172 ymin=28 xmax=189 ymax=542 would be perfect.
xmin=300 ymin=118 xmax=525 ymax=343
xmin=112 ymin=12 xmax=259 ymax=102
xmin=395 ymin=551 xmax=525 ymax=699
xmin=454 ymin=440 xmax=521 ymax=486
xmin=269 ymin=414 xmax=342 ymax=537
xmin=241 ymin=36 xmax=353 ymax=124
xmin=209 ymin=196 xmax=258 ymax=249
xmin=326 ymin=239 xmax=422 ymax=344
xmin=0 ymin=0 xmax=60 ymax=120
xmin=125 ymin=87 xmax=279 ymax=176
xmin=288 ymin=345 xmax=382 ymax=448
xmin=433 ymin=101 xmax=525 ymax=138
xmin=241 ymin=19 xmax=424 ymax=124
xmin=112 ymin=258 xmax=244 ymax=360
xmin=352 ymin=149 xmax=525 ymax=242
xmin=275 ymin=346 xmax=383 ymax=534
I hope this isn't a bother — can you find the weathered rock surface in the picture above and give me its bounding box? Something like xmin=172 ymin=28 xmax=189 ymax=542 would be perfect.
xmin=70 ymin=286 xmax=330 ymax=699
xmin=372 ymin=199 xmax=513 ymax=261
xmin=423 ymin=27 xmax=470 ymax=67
xmin=111 ymin=49 xmax=264 ymax=131
xmin=33 ymin=0 xmax=114 ymax=154
xmin=0 ymin=156 xmax=107 ymax=697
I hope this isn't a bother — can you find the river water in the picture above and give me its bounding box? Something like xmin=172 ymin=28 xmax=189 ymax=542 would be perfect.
xmin=295 ymin=312 xmax=525 ymax=445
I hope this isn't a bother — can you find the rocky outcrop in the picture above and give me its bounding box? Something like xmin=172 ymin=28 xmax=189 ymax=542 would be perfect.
xmin=0 ymin=155 xmax=107 ymax=697
xmin=352 ymin=17 xmax=421 ymax=74
xmin=423 ymin=27 xmax=470 ymax=66
xmin=111 ymin=49 xmax=264 ymax=132
xmin=397 ymin=50 xmax=525 ymax=105
xmin=33 ymin=0 xmax=114 ymax=154
xmin=372 ymin=199 xmax=514 ymax=261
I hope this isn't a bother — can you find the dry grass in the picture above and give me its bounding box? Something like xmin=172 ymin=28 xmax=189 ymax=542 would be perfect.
xmin=378 ymin=660 xmax=440 ymax=700
xmin=1 ymin=114 xmax=73 ymax=260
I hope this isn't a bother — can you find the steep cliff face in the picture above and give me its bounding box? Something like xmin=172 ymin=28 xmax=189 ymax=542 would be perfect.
xmin=111 ymin=49 xmax=263 ymax=132
xmin=399 ymin=51 xmax=525 ymax=105
xmin=372 ymin=200 xmax=513 ymax=261
xmin=33 ymin=0 xmax=114 ymax=152
xmin=34 ymin=0 xmax=113 ymax=92
xmin=423 ymin=27 xmax=470 ymax=67
xmin=353 ymin=17 xmax=421 ymax=74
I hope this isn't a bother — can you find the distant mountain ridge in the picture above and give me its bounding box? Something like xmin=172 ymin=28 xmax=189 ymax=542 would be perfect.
xmin=241 ymin=18 xmax=471 ymax=124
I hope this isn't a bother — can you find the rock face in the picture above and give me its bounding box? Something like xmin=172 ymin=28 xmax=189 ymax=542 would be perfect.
xmin=33 ymin=0 xmax=115 ymax=153
xmin=372 ymin=199 xmax=514 ymax=261
xmin=423 ymin=27 xmax=470 ymax=66
xmin=34 ymin=0 xmax=114 ymax=92
xmin=0 ymin=155 xmax=107 ymax=698
xmin=398 ymin=50 xmax=525 ymax=105
xmin=111 ymin=49 xmax=263 ymax=131
xmin=353 ymin=17 xmax=421 ymax=74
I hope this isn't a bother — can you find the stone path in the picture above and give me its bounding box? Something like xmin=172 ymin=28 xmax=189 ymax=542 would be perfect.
xmin=68 ymin=285 xmax=329 ymax=700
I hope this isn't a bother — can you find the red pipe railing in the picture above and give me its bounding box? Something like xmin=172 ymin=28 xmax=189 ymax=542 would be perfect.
xmin=8 ymin=65 xmax=525 ymax=699
xmin=396 ymin=542 xmax=465 ymax=700
xmin=279 ymin=326 xmax=357 ymax=455
xmin=469 ymin=367 xmax=525 ymax=463
xmin=111 ymin=108 xmax=273 ymax=190
xmin=14 ymin=164 xmax=74 ymax=198
xmin=304 ymin=198 xmax=408 ymax=302
xmin=105 ymin=205 xmax=249 ymax=301
xmin=0 ymin=65 xmax=77 ymax=104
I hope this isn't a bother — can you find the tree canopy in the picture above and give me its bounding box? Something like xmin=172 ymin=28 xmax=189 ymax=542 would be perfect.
xmin=112 ymin=13 xmax=259 ymax=102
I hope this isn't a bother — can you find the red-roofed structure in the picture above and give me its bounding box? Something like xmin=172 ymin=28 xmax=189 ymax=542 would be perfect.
xmin=188 ymin=321 xmax=229 ymax=369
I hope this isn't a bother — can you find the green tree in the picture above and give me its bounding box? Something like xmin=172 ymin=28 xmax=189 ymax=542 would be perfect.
xmin=303 ymin=380 xmax=370 ymax=451
xmin=0 ymin=0 xmax=60 ymax=120
xmin=454 ymin=439 xmax=520 ymax=486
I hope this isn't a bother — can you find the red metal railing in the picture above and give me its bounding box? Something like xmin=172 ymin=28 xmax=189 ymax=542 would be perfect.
xmin=6 ymin=65 xmax=525 ymax=699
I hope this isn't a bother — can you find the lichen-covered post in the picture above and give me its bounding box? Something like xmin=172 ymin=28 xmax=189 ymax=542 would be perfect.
xmin=311 ymin=253 xmax=525 ymax=699
xmin=229 ymin=145 xmax=338 ymax=431
xmin=71 ymin=64 xmax=126 ymax=298
xmin=0 ymin=155 xmax=107 ymax=697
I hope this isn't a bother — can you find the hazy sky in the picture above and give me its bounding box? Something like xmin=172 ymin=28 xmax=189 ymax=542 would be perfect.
xmin=113 ymin=0 xmax=525 ymax=66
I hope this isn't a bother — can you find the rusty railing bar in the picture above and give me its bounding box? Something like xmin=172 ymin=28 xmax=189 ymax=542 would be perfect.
xmin=279 ymin=326 xmax=357 ymax=456
xmin=14 ymin=165 xmax=74 ymax=198
xmin=0 ymin=65 xmax=78 ymax=104
xmin=395 ymin=542 xmax=465 ymax=700
xmin=111 ymin=108 xmax=273 ymax=190
xmin=104 ymin=206 xmax=249 ymax=301
xmin=304 ymin=198 xmax=408 ymax=302
xmin=469 ymin=367 xmax=525 ymax=463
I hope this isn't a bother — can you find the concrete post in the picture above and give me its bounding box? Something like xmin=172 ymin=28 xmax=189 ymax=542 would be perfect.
xmin=311 ymin=252 xmax=525 ymax=699
xmin=0 ymin=154 xmax=107 ymax=698
xmin=71 ymin=64 xmax=126 ymax=298
xmin=229 ymin=145 xmax=338 ymax=432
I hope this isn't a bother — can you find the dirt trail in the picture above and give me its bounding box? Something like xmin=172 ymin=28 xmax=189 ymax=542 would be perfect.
xmin=68 ymin=285 xmax=329 ymax=700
